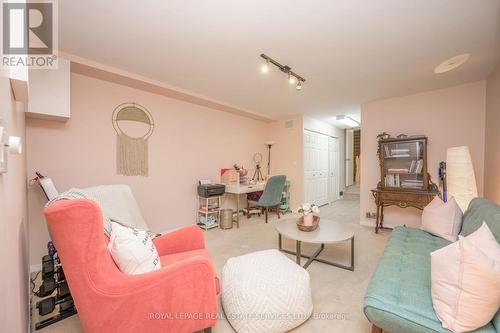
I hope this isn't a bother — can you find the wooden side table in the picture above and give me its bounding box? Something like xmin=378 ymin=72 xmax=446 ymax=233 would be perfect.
xmin=371 ymin=188 xmax=440 ymax=233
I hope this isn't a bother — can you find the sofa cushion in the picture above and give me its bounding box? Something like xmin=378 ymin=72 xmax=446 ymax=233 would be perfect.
xmin=460 ymin=198 xmax=500 ymax=243
xmin=421 ymin=196 xmax=462 ymax=242
xmin=431 ymin=231 xmax=500 ymax=332
xmin=364 ymin=227 xmax=496 ymax=333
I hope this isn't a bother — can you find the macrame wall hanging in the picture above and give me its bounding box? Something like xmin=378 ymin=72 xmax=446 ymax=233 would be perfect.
xmin=112 ymin=102 xmax=154 ymax=176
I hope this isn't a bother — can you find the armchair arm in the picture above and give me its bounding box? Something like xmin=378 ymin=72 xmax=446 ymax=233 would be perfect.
xmin=83 ymin=256 xmax=219 ymax=332
xmin=153 ymin=225 xmax=205 ymax=256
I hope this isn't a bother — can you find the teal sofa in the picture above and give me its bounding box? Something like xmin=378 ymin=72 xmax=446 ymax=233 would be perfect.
xmin=364 ymin=198 xmax=500 ymax=333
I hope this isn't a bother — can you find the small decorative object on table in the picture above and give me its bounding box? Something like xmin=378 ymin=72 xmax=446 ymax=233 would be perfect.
xmin=233 ymin=164 xmax=248 ymax=184
xmin=296 ymin=203 xmax=320 ymax=232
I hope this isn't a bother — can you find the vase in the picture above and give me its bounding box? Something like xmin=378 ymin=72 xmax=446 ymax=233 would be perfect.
xmin=303 ymin=214 xmax=313 ymax=226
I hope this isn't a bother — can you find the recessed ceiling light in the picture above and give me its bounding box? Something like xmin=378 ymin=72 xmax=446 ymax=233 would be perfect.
xmin=434 ymin=53 xmax=470 ymax=74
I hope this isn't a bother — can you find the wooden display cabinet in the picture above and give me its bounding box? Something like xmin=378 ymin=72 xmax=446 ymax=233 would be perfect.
xmin=371 ymin=135 xmax=440 ymax=233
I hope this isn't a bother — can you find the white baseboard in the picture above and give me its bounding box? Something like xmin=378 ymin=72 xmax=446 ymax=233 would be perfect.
xmin=30 ymin=264 xmax=42 ymax=274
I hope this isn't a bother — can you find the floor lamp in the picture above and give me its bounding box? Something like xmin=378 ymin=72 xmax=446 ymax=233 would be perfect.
xmin=265 ymin=141 xmax=275 ymax=175
xmin=446 ymin=146 xmax=477 ymax=212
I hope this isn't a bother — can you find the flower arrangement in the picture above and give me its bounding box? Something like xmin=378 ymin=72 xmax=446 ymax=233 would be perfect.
xmin=297 ymin=203 xmax=320 ymax=215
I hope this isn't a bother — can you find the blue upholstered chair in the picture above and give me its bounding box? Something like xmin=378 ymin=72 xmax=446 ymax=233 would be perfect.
xmin=247 ymin=175 xmax=287 ymax=223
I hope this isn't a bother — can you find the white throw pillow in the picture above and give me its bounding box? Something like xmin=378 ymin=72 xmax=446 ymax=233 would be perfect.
xmin=431 ymin=224 xmax=500 ymax=333
xmin=421 ymin=196 xmax=462 ymax=242
xmin=465 ymin=222 xmax=500 ymax=259
xmin=107 ymin=222 xmax=161 ymax=275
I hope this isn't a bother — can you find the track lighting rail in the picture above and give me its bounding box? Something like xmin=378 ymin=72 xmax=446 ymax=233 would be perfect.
xmin=260 ymin=54 xmax=306 ymax=83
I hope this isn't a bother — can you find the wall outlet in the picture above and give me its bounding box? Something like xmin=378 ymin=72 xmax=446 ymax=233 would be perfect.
xmin=366 ymin=212 xmax=377 ymax=219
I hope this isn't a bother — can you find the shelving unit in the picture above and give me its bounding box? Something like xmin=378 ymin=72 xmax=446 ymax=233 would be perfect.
xmin=197 ymin=196 xmax=221 ymax=231
xmin=372 ymin=135 xmax=440 ymax=233
xmin=379 ymin=136 xmax=428 ymax=191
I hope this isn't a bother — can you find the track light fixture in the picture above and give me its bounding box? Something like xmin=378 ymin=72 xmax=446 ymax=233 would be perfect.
xmin=260 ymin=54 xmax=306 ymax=91
xmin=296 ymin=81 xmax=302 ymax=91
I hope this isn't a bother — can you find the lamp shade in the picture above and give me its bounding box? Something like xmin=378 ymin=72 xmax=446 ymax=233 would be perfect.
xmin=446 ymin=146 xmax=477 ymax=212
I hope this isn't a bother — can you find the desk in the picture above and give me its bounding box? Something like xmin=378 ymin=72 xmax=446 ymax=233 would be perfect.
xmin=371 ymin=188 xmax=439 ymax=233
xmin=225 ymin=182 xmax=266 ymax=227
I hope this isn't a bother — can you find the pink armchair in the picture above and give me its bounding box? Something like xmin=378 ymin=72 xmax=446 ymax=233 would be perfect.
xmin=44 ymin=199 xmax=220 ymax=333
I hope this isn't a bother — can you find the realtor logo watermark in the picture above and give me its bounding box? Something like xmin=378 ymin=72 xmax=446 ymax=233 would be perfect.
xmin=1 ymin=0 xmax=58 ymax=69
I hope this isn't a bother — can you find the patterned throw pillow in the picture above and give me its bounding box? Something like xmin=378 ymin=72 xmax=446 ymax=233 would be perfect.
xmin=107 ymin=221 xmax=161 ymax=275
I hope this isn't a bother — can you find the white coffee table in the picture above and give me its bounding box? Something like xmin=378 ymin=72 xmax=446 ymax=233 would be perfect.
xmin=275 ymin=218 xmax=355 ymax=271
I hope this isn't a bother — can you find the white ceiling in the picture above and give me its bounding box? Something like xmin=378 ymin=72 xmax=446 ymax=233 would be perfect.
xmin=59 ymin=0 xmax=500 ymax=124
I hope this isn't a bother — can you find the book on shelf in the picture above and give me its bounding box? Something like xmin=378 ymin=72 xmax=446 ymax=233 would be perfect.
xmin=401 ymin=179 xmax=423 ymax=188
xmin=413 ymin=159 xmax=423 ymax=174
xmin=401 ymin=184 xmax=423 ymax=189
xmin=384 ymin=145 xmax=390 ymax=157
xmin=409 ymin=160 xmax=416 ymax=173
xmin=391 ymin=148 xmax=410 ymax=154
xmin=387 ymin=168 xmax=409 ymax=173
xmin=384 ymin=174 xmax=401 ymax=187
xmin=199 ymin=204 xmax=219 ymax=213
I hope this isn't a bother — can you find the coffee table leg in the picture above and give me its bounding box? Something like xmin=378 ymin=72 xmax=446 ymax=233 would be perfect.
xmin=303 ymin=243 xmax=325 ymax=269
xmin=296 ymin=241 xmax=301 ymax=265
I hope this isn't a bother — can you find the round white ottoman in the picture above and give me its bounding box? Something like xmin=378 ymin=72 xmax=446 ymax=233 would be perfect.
xmin=221 ymin=249 xmax=313 ymax=333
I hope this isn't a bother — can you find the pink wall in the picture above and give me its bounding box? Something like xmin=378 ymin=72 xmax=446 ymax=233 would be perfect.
xmin=268 ymin=116 xmax=304 ymax=209
xmin=485 ymin=63 xmax=500 ymax=204
xmin=0 ymin=73 xmax=29 ymax=332
xmin=27 ymin=73 xmax=269 ymax=265
xmin=360 ymin=81 xmax=486 ymax=228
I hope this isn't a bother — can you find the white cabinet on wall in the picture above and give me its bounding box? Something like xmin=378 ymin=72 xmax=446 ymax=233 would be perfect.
xmin=27 ymin=58 xmax=71 ymax=120
xmin=304 ymin=130 xmax=330 ymax=206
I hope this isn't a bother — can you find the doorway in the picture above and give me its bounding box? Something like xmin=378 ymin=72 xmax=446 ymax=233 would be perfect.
xmin=345 ymin=128 xmax=361 ymax=187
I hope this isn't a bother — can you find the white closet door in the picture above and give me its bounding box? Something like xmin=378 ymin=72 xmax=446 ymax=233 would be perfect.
xmin=304 ymin=130 xmax=330 ymax=206
xmin=329 ymin=137 xmax=339 ymax=202
xmin=316 ymin=134 xmax=329 ymax=206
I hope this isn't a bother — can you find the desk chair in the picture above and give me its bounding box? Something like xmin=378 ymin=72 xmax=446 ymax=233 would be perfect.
xmin=247 ymin=175 xmax=286 ymax=223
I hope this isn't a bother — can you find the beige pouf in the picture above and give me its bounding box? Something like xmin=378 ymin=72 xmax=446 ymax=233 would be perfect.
xmin=221 ymin=249 xmax=313 ymax=333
